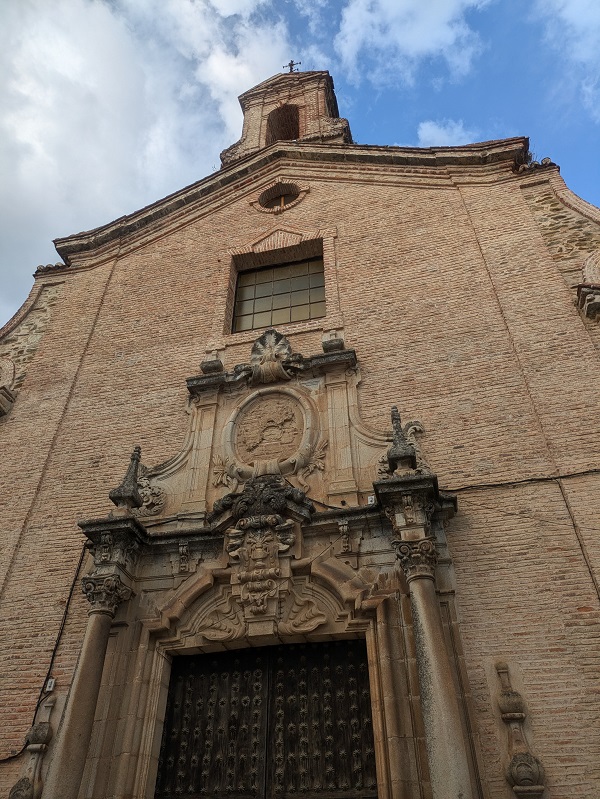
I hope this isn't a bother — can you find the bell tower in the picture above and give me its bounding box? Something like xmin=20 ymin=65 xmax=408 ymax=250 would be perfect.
xmin=220 ymin=70 xmax=352 ymax=166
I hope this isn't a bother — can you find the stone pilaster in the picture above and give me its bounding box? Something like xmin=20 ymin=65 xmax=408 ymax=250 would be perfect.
xmin=374 ymin=472 xmax=473 ymax=799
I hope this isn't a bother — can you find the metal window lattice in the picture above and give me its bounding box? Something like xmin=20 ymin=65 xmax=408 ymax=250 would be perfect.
xmin=233 ymin=258 xmax=326 ymax=332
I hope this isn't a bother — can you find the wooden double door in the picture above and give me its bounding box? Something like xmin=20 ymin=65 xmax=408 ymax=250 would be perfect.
xmin=155 ymin=640 xmax=378 ymax=799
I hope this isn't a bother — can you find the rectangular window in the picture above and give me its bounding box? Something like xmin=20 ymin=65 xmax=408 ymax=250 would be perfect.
xmin=233 ymin=258 xmax=325 ymax=333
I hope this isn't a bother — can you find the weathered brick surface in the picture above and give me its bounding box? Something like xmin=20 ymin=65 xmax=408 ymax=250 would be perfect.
xmin=522 ymin=173 xmax=600 ymax=352
xmin=450 ymin=481 xmax=600 ymax=798
xmin=1 ymin=126 xmax=599 ymax=797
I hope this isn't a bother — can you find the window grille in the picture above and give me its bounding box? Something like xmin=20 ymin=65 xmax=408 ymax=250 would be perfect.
xmin=233 ymin=258 xmax=325 ymax=332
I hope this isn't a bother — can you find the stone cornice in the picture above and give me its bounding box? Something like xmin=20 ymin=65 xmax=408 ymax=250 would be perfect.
xmin=187 ymin=347 xmax=357 ymax=396
xmin=53 ymin=137 xmax=529 ymax=264
xmin=237 ymin=70 xmax=337 ymax=112
xmin=78 ymin=514 xmax=150 ymax=560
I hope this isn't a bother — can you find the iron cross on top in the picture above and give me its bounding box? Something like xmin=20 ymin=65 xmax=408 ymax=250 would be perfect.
xmin=284 ymin=60 xmax=301 ymax=73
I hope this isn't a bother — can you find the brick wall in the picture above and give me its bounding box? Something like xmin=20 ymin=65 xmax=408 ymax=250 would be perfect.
xmin=1 ymin=151 xmax=599 ymax=796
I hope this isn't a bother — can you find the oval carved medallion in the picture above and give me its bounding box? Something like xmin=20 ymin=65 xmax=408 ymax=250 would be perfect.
xmin=235 ymin=395 xmax=304 ymax=464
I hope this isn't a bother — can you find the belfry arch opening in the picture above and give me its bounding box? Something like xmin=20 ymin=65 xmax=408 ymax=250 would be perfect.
xmin=266 ymin=104 xmax=300 ymax=145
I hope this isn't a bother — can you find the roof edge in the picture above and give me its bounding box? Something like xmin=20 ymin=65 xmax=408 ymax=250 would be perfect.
xmin=237 ymin=71 xmax=332 ymax=109
xmin=54 ymin=137 xmax=529 ymax=263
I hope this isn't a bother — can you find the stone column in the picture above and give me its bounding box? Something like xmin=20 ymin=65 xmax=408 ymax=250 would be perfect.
xmin=43 ymin=448 xmax=148 ymax=799
xmin=375 ymin=466 xmax=473 ymax=799
xmin=42 ymin=575 xmax=131 ymax=799
xmin=395 ymin=536 xmax=473 ymax=799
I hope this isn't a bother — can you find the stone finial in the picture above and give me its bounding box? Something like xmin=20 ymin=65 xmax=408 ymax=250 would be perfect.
xmin=387 ymin=406 xmax=417 ymax=474
xmin=495 ymin=662 xmax=546 ymax=799
xmin=200 ymin=350 xmax=224 ymax=374
xmin=322 ymin=330 xmax=345 ymax=353
xmin=109 ymin=446 xmax=143 ymax=511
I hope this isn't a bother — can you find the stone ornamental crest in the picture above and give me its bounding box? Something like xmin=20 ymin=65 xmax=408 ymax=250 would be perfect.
xmin=248 ymin=329 xmax=300 ymax=384
xmin=208 ymin=474 xmax=315 ymax=619
xmin=235 ymin=395 xmax=303 ymax=463
xmin=216 ymin=383 xmax=326 ymax=492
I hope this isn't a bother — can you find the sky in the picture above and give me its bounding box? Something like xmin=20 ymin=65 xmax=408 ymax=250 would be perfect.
xmin=1 ymin=0 xmax=600 ymax=326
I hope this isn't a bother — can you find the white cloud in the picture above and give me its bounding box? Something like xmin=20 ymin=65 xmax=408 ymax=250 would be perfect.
xmin=0 ymin=0 xmax=292 ymax=324
xmin=294 ymin=0 xmax=331 ymax=35
xmin=417 ymin=119 xmax=479 ymax=147
xmin=334 ymin=0 xmax=490 ymax=85
xmin=534 ymin=0 xmax=600 ymax=121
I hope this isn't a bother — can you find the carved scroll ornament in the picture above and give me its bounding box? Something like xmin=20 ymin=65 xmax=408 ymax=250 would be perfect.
xmin=195 ymin=583 xmax=328 ymax=643
xmin=278 ymin=592 xmax=327 ymax=635
xmin=394 ymin=538 xmax=438 ymax=581
xmin=199 ymin=594 xmax=246 ymax=642
xmin=82 ymin=574 xmax=132 ymax=616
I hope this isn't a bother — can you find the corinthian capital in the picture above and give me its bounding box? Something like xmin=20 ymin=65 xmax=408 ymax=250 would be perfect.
xmin=82 ymin=574 xmax=132 ymax=616
xmin=394 ymin=537 xmax=437 ymax=581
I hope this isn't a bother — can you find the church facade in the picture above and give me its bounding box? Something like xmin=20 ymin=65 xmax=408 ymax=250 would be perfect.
xmin=1 ymin=70 xmax=599 ymax=799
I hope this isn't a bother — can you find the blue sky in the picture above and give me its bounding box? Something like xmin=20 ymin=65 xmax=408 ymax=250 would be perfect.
xmin=1 ymin=0 xmax=599 ymax=325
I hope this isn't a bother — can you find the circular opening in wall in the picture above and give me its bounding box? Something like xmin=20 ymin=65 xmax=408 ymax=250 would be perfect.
xmin=258 ymin=182 xmax=300 ymax=211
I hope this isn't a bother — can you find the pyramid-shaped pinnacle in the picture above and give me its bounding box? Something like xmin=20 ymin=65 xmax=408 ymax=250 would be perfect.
xmin=387 ymin=406 xmax=417 ymax=473
xmin=109 ymin=446 xmax=143 ymax=510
